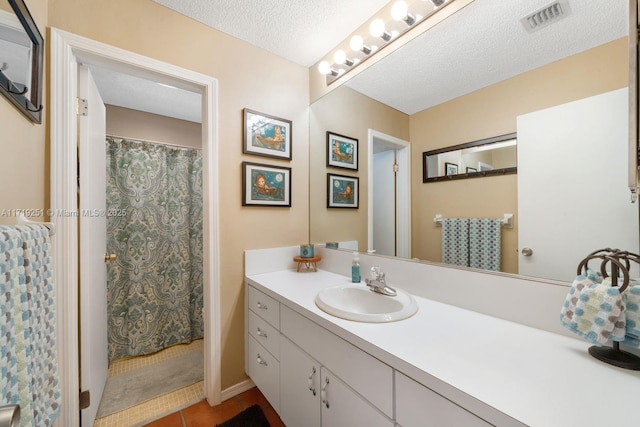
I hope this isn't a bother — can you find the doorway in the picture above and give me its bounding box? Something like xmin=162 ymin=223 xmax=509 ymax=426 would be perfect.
xmin=50 ymin=28 xmax=221 ymax=426
xmin=367 ymin=129 xmax=411 ymax=258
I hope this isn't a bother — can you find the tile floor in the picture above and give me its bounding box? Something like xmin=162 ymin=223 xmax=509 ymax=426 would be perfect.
xmin=144 ymin=387 xmax=285 ymax=427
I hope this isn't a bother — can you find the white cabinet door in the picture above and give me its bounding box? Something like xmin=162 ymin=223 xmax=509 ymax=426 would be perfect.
xmin=279 ymin=338 xmax=321 ymax=427
xmin=395 ymin=372 xmax=490 ymax=427
xmin=320 ymin=367 xmax=393 ymax=427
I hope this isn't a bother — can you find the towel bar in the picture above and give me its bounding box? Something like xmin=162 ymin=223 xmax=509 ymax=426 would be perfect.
xmin=433 ymin=213 xmax=513 ymax=229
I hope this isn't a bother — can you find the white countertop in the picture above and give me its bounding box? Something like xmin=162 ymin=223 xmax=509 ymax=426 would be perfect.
xmin=246 ymin=269 xmax=640 ymax=427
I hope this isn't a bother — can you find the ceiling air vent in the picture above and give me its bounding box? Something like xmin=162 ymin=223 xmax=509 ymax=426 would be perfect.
xmin=521 ymin=1 xmax=571 ymax=33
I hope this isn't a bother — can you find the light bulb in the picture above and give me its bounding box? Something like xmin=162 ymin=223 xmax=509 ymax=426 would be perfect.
xmin=350 ymin=35 xmax=364 ymax=51
xmin=333 ymin=50 xmax=354 ymax=67
xmin=370 ymin=19 xmax=392 ymax=41
xmin=350 ymin=35 xmax=371 ymax=55
xmin=391 ymin=1 xmax=408 ymax=20
xmin=369 ymin=19 xmax=386 ymax=37
xmin=318 ymin=61 xmax=332 ymax=75
xmin=392 ymin=0 xmax=416 ymax=26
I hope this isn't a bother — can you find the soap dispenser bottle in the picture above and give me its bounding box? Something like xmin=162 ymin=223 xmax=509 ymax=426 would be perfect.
xmin=351 ymin=252 xmax=361 ymax=283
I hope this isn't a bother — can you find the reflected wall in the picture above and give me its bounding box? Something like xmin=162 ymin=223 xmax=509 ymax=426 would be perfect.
xmin=310 ymin=37 xmax=628 ymax=276
xmin=411 ymin=38 xmax=627 ymax=273
xmin=310 ymin=86 xmax=409 ymax=247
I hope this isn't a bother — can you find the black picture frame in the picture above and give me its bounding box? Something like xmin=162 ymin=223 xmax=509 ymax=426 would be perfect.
xmin=327 ymin=173 xmax=359 ymax=209
xmin=0 ymin=0 xmax=44 ymax=123
xmin=242 ymin=161 xmax=292 ymax=207
xmin=445 ymin=162 xmax=458 ymax=176
xmin=243 ymin=108 xmax=292 ymax=160
xmin=326 ymin=131 xmax=358 ymax=170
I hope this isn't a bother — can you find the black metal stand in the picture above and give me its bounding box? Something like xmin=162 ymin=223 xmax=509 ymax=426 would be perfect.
xmin=588 ymin=343 xmax=640 ymax=370
xmin=577 ymin=249 xmax=640 ymax=370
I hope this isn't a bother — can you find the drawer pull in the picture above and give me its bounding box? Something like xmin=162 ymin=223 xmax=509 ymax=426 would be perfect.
xmin=256 ymin=301 xmax=268 ymax=310
xmin=256 ymin=354 xmax=268 ymax=366
xmin=308 ymin=366 xmax=317 ymax=396
xmin=256 ymin=327 xmax=268 ymax=338
xmin=321 ymin=376 xmax=330 ymax=408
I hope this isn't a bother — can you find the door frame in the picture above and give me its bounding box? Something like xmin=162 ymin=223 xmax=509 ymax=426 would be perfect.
xmin=50 ymin=28 xmax=221 ymax=426
xmin=367 ymin=129 xmax=411 ymax=258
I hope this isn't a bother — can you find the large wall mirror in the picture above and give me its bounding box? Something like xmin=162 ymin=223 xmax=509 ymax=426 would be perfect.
xmin=309 ymin=0 xmax=639 ymax=283
xmin=0 ymin=0 xmax=43 ymax=123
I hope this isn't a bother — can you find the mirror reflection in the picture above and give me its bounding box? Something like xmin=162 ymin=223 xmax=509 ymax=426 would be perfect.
xmin=422 ymin=133 xmax=517 ymax=181
xmin=309 ymin=0 xmax=638 ymax=283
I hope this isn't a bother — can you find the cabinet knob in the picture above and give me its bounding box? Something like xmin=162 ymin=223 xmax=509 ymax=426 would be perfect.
xmin=308 ymin=366 xmax=317 ymax=396
xmin=321 ymin=376 xmax=330 ymax=408
xmin=256 ymin=354 xmax=268 ymax=366
xmin=256 ymin=328 xmax=267 ymax=338
xmin=521 ymin=248 xmax=533 ymax=256
xmin=256 ymin=301 xmax=268 ymax=310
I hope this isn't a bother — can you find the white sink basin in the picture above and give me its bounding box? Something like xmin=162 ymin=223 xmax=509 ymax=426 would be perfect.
xmin=315 ymin=284 xmax=418 ymax=322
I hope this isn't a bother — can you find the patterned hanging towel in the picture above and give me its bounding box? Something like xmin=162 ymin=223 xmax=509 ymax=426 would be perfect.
xmin=441 ymin=218 xmax=469 ymax=267
xmin=560 ymin=276 xmax=626 ymax=346
xmin=624 ymin=285 xmax=640 ymax=348
xmin=0 ymin=225 xmax=61 ymax=427
xmin=469 ymin=218 xmax=502 ymax=271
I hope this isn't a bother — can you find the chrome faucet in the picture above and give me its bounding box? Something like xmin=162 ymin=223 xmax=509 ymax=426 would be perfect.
xmin=364 ymin=267 xmax=397 ymax=296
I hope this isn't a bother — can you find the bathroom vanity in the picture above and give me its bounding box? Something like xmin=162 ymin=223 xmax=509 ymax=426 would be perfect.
xmin=245 ymin=246 xmax=640 ymax=426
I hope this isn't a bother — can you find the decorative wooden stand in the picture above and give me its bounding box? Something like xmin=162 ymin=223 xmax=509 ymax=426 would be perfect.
xmin=293 ymin=255 xmax=321 ymax=272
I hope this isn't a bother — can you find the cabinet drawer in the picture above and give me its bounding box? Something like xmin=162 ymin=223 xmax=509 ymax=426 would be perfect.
xmin=248 ymin=285 xmax=280 ymax=328
xmin=247 ymin=335 xmax=280 ymax=413
xmin=249 ymin=310 xmax=280 ymax=360
xmin=395 ymin=372 xmax=491 ymax=427
xmin=280 ymin=305 xmax=393 ymax=418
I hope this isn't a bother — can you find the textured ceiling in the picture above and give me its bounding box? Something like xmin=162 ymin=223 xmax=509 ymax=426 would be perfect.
xmin=345 ymin=0 xmax=628 ymax=114
xmin=91 ymin=0 xmax=629 ymax=123
xmin=151 ymin=0 xmax=391 ymax=67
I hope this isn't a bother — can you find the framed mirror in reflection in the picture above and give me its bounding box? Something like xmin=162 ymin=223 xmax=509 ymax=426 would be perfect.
xmin=0 ymin=0 xmax=43 ymax=124
xmin=309 ymin=0 xmax=638 ymax=283
xmin=422 ymin=133 xmax=517 ymax=182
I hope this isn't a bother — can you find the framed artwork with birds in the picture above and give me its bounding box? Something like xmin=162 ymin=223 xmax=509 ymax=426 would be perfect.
xmin=243 ymin=108 xmax=292 ymax=160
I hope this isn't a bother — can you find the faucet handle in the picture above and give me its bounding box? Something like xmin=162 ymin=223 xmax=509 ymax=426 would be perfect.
xmin=370 ymin=266 xmax=380 ymax=277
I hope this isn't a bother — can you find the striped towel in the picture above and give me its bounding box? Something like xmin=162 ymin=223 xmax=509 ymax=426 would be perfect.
xmin=0 ymin=225 xmax=61 ymax=427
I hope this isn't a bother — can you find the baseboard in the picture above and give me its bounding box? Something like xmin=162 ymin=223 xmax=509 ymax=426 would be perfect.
xmin=221 ymin=378 xmax=256 ymax=401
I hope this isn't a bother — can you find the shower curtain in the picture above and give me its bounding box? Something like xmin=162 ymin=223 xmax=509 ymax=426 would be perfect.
xmin=105 ymin=136 xmax=203 ymax=361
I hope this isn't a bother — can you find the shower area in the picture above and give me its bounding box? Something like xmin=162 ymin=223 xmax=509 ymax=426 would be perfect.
xmin=94 ymin=135 xmax=205 ymax=426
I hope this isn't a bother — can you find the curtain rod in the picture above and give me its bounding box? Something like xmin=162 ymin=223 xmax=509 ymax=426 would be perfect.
xmin=106 ymin=134 xmax=201 ymax=150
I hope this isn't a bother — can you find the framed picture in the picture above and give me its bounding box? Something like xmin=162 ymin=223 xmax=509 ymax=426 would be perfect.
xmin=478 ymin=161 xmax=494 ymax=172
xmin=327 ymin=173 xmax=359 ymax=209
xmin=466 ymin=167 xmax=477 ymax=173
xmin=445 ymin=162 xmax=458 ymax=176
xmin=327 ymin=131 xmax=358 ymax=170
xmin=242 ymin=162 xmax=291 ymax=207
xmin=243 ymin=108 xmax=292 ymax=160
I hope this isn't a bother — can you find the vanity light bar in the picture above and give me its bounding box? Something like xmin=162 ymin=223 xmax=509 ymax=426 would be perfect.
xmin=319 ymin=0 xmax=452 ymax=84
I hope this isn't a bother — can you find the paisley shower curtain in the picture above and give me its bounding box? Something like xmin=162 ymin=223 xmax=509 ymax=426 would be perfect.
xmin=105 ymin=136 xmax=203 ymax=361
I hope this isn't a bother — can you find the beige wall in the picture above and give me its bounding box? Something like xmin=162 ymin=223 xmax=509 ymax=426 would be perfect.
xmin=411 ymin=38 xmax=628 ymax=273
xmin=106 ymin=105 xmax=201 ymax=148
xmin=309 ymin=86 xmax=409 ymax=247
xmin=32 ymin=0 xmax=308 ymax=390
xmin=0 ymin=0 xmax=48 ymax=226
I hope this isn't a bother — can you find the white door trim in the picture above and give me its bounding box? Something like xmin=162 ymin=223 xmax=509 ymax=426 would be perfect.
xmin=50 ymin=28 xmax=221 ymax=426
xmin=367 ymin=129 xmax=411 ymax=258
